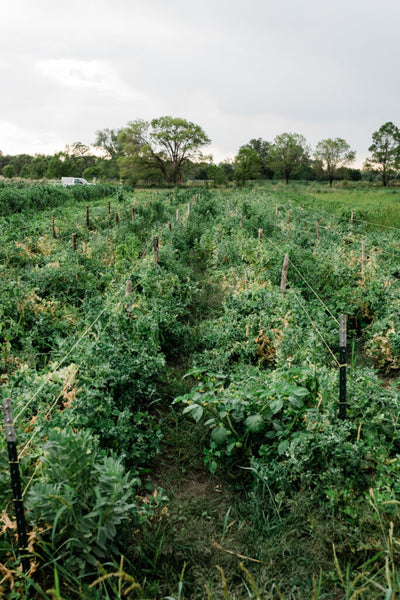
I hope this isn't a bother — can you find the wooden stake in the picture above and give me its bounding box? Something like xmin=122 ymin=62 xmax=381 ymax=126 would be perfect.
xmin=108 ymin=201 xmax=111 ymax=215
xmin=131 ymin=206 xmax=135 ymax=222
xmin=125 ymin=280 xmax=132 ymax=297
xmin=258 ymin=228 xmax=263 ymax=243
xmin=280 ymin=253 xmax=289 ymax=296
xmin=154 ymin=236 xmax=159 ymax=264
xmin=72 ymin=233 xmax=77 ymax=252
xmin=51 ymin=216 xmax=56 ymax=239
xmin=240 ymin=212 xmax=243 ymax=229
xmin=361 ymin=239 xmax=366 ymax=271
xmin=115 ymin=212 xmax=119 ymax=224
xmin=350 ymin=210 xmax=354 ymax=225
xmin=275 ymin=205 xmax=279 ymax=216
xmin=339 ymin=315 xmax=347 ymax=420
xmin=169 ymin=221 xmax=172 ymax=231
xmin=2 ymin=399 xmax=30 ymax=574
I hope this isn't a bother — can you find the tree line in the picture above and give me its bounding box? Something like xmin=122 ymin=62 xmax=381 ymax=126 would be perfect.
xmin=1 ymin=117 xmax=399 ymax=187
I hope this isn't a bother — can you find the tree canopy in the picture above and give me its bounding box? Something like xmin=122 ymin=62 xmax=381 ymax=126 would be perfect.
xmin=269 ymin=133 xmax=310 ymax=184
xmin=314 ymin=138 xmax=356 ymax=186
xmin=117 ymin=116 xmax=211 ymax=185
xmin=366 ymin=121 xmax=400 ymax=186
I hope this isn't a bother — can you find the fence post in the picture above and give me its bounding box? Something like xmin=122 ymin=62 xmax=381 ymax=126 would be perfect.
xmin=280 ymin=253 xmax=289 ymax=296
xmin=131 ymin=206 xmax=135 ymax=222
xmin=72 ymin=233 xmax=77 ymax=252
xmin=258 ymin=228 xmax=263 ymax=244
xmin=339 ymin=314 xmax=347 ymax=420
xmin=51 ymin=216 xmax=56 ymax=239
xmin=361 ymin=239 xmax=366 ymax=271
xmin=240 ymin=212 xmax=243 ymax=229
xmin=115 ymin=212 xmax=119 ymax=225
xmin=108 ymin=201 xmax=111 ymax=215
xmin=154 ymin=236 xmax=159 ymax=264
xmin=2 ymin=399 xmax=30 ymax=574
xmin=125 ymin=280 xmax=132 ymax=297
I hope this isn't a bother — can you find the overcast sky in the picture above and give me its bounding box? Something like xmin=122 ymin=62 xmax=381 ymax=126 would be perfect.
xmin=0 ymin=0 xmax=399 ymax=165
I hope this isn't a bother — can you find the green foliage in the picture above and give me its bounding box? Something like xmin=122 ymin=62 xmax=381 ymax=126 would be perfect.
xmin=26 ymin=428 xmax=140 ymax=571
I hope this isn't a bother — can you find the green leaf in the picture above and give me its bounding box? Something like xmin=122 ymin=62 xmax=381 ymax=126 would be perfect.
xmin=209 ymin=461 xmax=218 ymax=475
xmin=288 ymin=395 xmax=304 ymax=409
xmin=191 ymin=404 xmax=204 ymax=422
xmin=292 ymin=387 xmax=309 ymax=397
xmin=278 ymin=440 xmax=290 ymax=455
xmin=211 ymin=426 xmax=228 ymax=445
xmin=244 ymin=414 xmax=265 ymax=433
xmin=270 ymin=398 xmax=284 ymax=414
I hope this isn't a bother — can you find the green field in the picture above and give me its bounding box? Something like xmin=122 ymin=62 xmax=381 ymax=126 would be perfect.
xmin=1 ymin=182 xmax=400 ymax=599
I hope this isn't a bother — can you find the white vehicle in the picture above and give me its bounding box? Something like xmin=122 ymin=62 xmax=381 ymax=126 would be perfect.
xmin=61 ymin=177 xmax=90 ymax=186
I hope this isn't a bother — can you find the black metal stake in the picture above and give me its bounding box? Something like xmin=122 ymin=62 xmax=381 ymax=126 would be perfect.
xmin=2 ymin=398 xmax=30 ymax=574
xmin=339 ymin=315 xmax=347 ymax=420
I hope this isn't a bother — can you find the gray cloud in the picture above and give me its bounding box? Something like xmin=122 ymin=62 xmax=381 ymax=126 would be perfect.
xmin=0 ymin=0 xmax=399 ymax=164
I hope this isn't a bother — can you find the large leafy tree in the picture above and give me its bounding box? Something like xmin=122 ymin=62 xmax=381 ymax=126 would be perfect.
xmin=94 ymin=128 xmax=123 ymax=159
xmin=240 ymin=138 xmax=273 ymax=178
xmin=269 ymin=133 xmax=310 ymax=184
xmin=314 ymin=138 xmax=355 ymax=186
xmin=366 ymin=121 xmax=400 ymax=186
xmin=118 ymin=116 xmax=211 ymax=185
xmin=234 ymin=147 xmax=261 ymax=185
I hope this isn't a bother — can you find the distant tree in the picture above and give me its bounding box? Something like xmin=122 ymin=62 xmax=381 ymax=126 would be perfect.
xmin=314 ymin=138 xmax=356 ymax=186
xmin=94 ymin=128 xmax=123 ymax=159
xmin=118 ymin=116 xmax=211 ymax=185
xmin=366 ymin=122 xmax=400 ymax=186
xmin=269 ymin=133 xmax=310 ymax=184
xmin=240 ymin=138 xmax=273 ymax=178
xmin=234 ymin=147 xmax=262 ymax=185
xmin=2 ymin=164 xmax=16 ymax=178
xmin=207 ymin=164 xmax=227 ymax=185
xmin=219 ymin=161 xmax=235 ymax=182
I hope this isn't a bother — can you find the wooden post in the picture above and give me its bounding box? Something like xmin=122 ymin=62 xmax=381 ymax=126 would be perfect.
xmin=361 ymin=239 xmax=366 ymax=271
xmin=350 ymin=211 xmax=354 ymax=225
xmin=187 ymin=202 xmax=191 ymax=216
xmin=275 ymin=205 xmax=279 ymax=216
xmin=240 ymin=212 xmax=243 ymax=229
xmin=125 ymin=280 xmax=132 ymax=297
xmin=2 ymin=399 xmax=30 ymax=574
xmin=51 ymin=216 xmax=56 ymax=239
xmin=131 ymin=206 xmax=135 ymax=222
xmin=86 ymin=205 xmax=89 ymax=229
xmin=258 ymin=228 xmax=263 ymax=243
xmin=339 ymin=315 xmax=347 ymax=420
xmin=154 ymin=236 xmax=159 ymax=264
xmin=168 ymin=221 xmax=172 ymax=231
xmin=115 ymin=212 xmax=119 ymax=225
xmin=108 ymin=201 xmax=111 ymax=215
xmin=72 ymin=233 xmax=77 ymax=252
xmin=316 ymin=220 xmax=320 ymax=240
xmin=280 ymin=253 xmax=289 ymax=296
